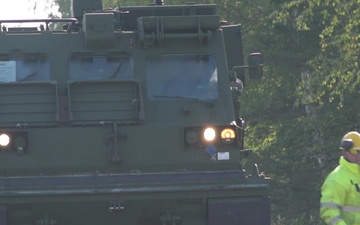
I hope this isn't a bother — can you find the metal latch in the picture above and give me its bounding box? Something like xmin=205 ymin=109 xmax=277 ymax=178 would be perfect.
xmin=36 ymin=215 xmax=57 ymax=225
xmin=108 ymin=201 xmax=125 ymax=213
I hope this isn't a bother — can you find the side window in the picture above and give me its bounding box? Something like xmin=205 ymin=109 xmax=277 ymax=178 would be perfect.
xmin=68 ymin=55 xmax=134 ymax=80
xmin=146 ymin=54 xmax=218 ymax=101
xmin=0 ymin=57 xmax=51 ymax=82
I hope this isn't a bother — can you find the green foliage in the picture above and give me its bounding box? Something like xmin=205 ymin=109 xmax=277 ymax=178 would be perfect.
xmin=242 ymin=0 xmax=360 ymax=224
xmin=53 ymin=0 xmax=71 ymax=17
xmin=270 ymin=0 xmax=360 ymax=106
xmin=56 ymin=0 xmax=71 ymax=18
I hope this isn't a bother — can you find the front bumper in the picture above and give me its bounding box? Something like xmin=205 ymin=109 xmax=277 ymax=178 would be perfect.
xmin=0 ymin=171 xmax=270 ymax=225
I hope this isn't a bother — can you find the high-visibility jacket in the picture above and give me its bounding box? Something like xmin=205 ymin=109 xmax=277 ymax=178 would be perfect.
xmin=320 ymin=156 xmax=360 ymax=225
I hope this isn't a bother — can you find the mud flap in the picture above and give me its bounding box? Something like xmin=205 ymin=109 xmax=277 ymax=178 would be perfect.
xmin=207 ymin=197 xmax=270 ymax=225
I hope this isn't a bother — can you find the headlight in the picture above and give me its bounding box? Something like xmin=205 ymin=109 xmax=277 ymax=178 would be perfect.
xmin=13 ymin=136 xmax=27 ymax=151
xmin=204 ymin=127 xmax=216 ymax=142
xmin=0 ymin=131 xmax=29 ymax=153
xmin=185 ymin=130 xmax=199 ymax=145
xmin=184 ymin=125 xmax=237 ymax=146
xmin=0 ymin=133 xmax=11 ymax=147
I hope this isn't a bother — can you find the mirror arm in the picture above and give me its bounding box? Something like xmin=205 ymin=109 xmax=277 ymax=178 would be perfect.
xmin=233 ymin=64 xmax=263 ymax=69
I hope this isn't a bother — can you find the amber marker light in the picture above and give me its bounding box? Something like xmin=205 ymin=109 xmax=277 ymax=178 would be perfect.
xmin=0 ymin=133 xmax=11 ymax=147
xmin=221 ymin=128 xmax=236 ymax=144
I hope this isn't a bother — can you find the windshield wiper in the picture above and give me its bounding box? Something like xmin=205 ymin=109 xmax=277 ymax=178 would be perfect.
xmin=20 ymin=71 xmax=38 ymax=82
xmin=154 ymin=95 xmax=214 ymax=106
xmin=110 ymin=60 xmax=124 ymax=79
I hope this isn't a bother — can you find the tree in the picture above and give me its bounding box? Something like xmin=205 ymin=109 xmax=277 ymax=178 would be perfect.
xmin=55 ymin=0 xmax=71 ymax=18
xmin=243 ymin=0 xmax=360 ymax=224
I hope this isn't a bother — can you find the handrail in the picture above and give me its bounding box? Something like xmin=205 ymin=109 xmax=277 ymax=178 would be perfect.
xmin=137 ymin=15 xmax=218 ymax=46
xmin=0 ymin=18 xmax=78 ymax=33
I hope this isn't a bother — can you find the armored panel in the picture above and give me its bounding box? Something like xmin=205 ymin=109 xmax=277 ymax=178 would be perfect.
xmin=0 ymin=82 xmax=59 ymax=127
xmin=137 ymin=15 xmax=219 ymax=45
xmin=68 ymin=80 xmax=143 ymax=125
xmin=118 ymin=4 xmax=217 ymax=31
xmin=207 ymin=197 xmax=271 ymax=225
xmin=82 ymin=13 xmax=115 ymax=47
xmin=138 ymin=15 xmax=219 ymax=31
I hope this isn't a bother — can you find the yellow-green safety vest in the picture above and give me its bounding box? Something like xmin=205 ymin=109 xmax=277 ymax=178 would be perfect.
xmin=320 ymin=157 xmax=360 ymax=225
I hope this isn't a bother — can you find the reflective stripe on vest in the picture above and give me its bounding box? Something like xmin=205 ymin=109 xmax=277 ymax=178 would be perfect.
xmin=321 ymin=202 xmax=341 ymax=209
xmin=328 ymin=215 xmax=342 ymax=225
xmin=321 ymin=202 xmax=360 ymax=212
xmin=342 ymin=205 xmax=360 ymax=212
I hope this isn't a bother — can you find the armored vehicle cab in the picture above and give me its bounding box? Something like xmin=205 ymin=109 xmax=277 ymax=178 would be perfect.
xmin=0 ymin=0 xmax=269 ymax=224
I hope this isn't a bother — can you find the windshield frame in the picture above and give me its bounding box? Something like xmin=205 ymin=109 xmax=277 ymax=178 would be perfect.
xmin=68 ymin=54 xmax=134 ymax=81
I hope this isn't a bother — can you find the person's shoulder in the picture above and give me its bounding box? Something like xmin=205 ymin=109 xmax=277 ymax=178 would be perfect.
xmin=325 ymin=165 xmax=349 ymax=182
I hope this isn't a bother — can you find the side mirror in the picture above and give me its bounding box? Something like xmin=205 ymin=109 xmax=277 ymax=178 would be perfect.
xmin=248 ymin=53 xmax=263 ymax=79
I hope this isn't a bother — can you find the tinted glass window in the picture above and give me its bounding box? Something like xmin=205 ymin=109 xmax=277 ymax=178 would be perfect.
xmin=69 ymin=55 xmax=134 ymax=80
xmin=146 ymin=54 xmax=218 ymax=101
xmin=0 ymin=58 xmax=51 ymax=82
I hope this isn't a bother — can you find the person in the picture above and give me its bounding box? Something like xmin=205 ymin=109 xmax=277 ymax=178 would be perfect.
xmin=320 ymin=131 xmax=360 ymax=225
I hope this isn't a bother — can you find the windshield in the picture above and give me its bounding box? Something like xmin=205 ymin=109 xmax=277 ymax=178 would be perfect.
xmin=0 ymin=58 xmax=50 ymax=82
xmin=68 ymin=55 xmax=134 ymax=80
xmin=146 ymin=54 xmax=218 ymax=101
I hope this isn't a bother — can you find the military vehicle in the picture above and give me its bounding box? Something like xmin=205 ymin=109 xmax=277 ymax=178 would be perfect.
xmin=0 ymin=0 xmax=269 ymax=224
